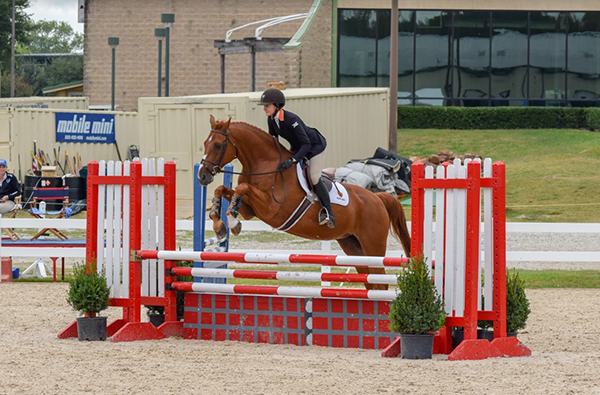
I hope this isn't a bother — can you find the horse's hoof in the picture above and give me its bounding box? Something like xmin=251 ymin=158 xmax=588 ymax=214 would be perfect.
xmin=229 ymin=219 xmax=242 ymax=236
xmin=214 ymin=223 xmax=227 ymax=239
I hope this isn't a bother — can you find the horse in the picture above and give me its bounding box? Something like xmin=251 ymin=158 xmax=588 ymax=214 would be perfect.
xmin=197 ymin=115 xmax=411 ymax=290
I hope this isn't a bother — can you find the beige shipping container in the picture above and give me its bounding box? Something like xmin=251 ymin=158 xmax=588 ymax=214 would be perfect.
xmin=0 ymin=96 xmax=88 ymax=110
xmin=138 ymin=87 xmax=389 ymax=199
xmin=0 ymin=108 xmax=138 ymax=181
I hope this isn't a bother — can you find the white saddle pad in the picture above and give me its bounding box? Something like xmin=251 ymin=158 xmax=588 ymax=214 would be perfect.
xmin=296 ymin=163 xmax=349 ymax=206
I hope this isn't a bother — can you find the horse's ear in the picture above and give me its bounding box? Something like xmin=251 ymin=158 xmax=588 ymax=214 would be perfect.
xmin=223 ymin=117 xmax=231 ymax=130
xmin=210 ymin=114 xmax=216 ymax=128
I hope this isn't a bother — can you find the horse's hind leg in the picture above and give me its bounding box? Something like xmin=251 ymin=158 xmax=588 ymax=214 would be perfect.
xmin=211 ymin=185 xmax=234 ymax=239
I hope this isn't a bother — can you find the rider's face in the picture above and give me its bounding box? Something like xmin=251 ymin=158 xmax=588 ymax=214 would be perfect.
xmin=263 ymin=104 xmax=277 ymax=117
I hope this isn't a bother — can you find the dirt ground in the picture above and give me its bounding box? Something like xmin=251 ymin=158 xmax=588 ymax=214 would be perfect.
xmin=1 ymin=283 xmax=599 ymax=395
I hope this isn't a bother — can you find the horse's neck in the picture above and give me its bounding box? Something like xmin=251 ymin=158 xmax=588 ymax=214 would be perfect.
xmin=231 ymin=126 xmax=287 ymax=171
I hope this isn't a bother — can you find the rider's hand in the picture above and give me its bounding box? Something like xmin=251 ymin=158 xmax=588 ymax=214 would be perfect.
xmin=277 ymin=158 xmax=295 ymax=171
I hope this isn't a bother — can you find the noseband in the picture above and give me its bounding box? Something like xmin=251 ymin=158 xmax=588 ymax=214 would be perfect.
xmin=201 ymin=129 xmax=239 ymax=176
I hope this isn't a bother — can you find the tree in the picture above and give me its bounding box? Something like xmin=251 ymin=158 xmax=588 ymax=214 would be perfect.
xmin=0 ymin=0 xmax=32 ymax=74
xmin=18 ymin=20 xmax=83 ymax=95
xmin=23 ymin=20 xmax=83 ymax=54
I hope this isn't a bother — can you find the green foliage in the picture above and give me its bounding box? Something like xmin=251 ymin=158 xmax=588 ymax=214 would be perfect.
xmin=0 ymin=0 xmax=32 ymax=72
xmin=15 ymin=19 xmax=83 ymax=95
xmin=66 ymin=264 xmax=110 ymax=317
xmin=0 ymin=71 xmax=34 ymax=97
xmin=19 ymin=55 xmax=83 ymax=95
xmin=24 ymin=20 xmax=82 ymax=53
xmin=506 ymin=270 xmax=531 ymax=332
xmin=397 ymin=106 xmax=600 ymax=130
xmin=389 ymin=255 xmax=446 ymax=334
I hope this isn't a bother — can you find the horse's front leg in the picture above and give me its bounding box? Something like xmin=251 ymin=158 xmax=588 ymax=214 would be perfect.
xmin=210 ymin=185 xmax=234 ymax=239
xmin=226 ymin=183 xmax=269 ymax=236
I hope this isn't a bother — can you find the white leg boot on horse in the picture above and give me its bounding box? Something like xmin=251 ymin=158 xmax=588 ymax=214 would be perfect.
xmin=313 ymin=179 xmax=335 ymax=229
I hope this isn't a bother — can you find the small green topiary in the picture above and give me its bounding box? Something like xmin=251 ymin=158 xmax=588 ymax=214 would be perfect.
xmin=67 ymin=263 xmax=110 ymax=317
xmin=506 ymin=270 xmax=531 ymax=333
xmin=389 ymin=255 xmax=446 ymax=334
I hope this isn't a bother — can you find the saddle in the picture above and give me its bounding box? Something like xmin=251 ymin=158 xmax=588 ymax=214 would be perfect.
xmin=301 ymin=161 xmax=336 ymax=194
xmin=275 ymin=161 xmax=348 ymax=232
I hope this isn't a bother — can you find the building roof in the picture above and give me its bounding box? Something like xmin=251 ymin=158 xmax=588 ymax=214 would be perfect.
xmin=42 ymin=80 xmax=84 ymax=95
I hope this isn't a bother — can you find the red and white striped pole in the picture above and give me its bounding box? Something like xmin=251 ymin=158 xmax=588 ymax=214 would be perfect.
xmin=138 ymin=250 xmax=410 ymax=268
xmin=170 ymin=281 xmax=397 ymax=301
xmin=170 ymin=266 xmax=398 ymax=285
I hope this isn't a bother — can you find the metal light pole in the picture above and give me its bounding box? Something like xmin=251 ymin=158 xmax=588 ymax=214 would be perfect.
xmin=11 ymin=0 xmax=16 ymax=97
xmin=155 ymin=28 xmax=166 ymax=97
xmin=388 ymin=0 xmax=399 ymax=153
xmin=161 ymin=13 xmax=175 ymax=97
xmin=108 ymin=37 xmax=119 ymax=111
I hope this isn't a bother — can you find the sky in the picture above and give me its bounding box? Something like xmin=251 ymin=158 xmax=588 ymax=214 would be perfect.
xmin=25 ymin=0 xmax=84 ymax=34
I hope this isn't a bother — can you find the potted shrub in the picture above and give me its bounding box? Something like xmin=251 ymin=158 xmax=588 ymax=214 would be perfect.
xmin=389 ymin=255 xmax=446 ymax=359
xmin=66 ymin=263 xmax=110 ymax=341
xmin=506 ymin=269 xmax=531 ymax=336
xmin=145 ymin=305 xmax=165 ymax=327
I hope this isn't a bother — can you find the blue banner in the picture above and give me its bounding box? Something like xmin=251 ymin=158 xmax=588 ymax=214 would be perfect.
xmin=55 ymin=112 xmax=116 ymax=144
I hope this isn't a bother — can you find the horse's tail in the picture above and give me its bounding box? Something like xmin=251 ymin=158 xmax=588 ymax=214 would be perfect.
xmin=375 ymin=192 xmax=411 ymax=257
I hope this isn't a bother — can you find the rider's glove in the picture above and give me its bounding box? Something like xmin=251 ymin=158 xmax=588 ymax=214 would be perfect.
xmin=277 ymin=158 xmax=295 ymax=171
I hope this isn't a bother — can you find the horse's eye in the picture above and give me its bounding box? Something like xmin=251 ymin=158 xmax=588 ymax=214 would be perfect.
xmin=214 ymin=143 xmax=223 ymax=151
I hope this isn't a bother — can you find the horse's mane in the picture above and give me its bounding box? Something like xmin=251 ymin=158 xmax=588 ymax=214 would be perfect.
xmin=214 ymin=118 xmax=290 ymax=155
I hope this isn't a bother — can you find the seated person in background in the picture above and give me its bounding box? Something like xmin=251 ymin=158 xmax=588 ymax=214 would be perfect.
xmin=0 ymin=159 xmax=21 ymax=214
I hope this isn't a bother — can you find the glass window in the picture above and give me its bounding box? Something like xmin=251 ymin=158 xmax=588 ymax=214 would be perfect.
xmin=398 ymin=11 xmax=415 ymax=105
xmin=567 ymin=12 xmax=600 ymax=107
xmin=338 ymin=10 xmax=379 ymax=87
xmin=491 ymin=11 xmax=528 ymax=106
xmin=453 ymin=11 xmax=491 ymax=107
xmin=415 ymin=11 xmax=451 ymax=106
xmin=529 ymin=12 xmax=567 ymax=106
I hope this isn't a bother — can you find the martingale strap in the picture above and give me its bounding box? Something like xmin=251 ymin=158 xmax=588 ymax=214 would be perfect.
xmin=274 ymin=195 xmax=315 ymax=232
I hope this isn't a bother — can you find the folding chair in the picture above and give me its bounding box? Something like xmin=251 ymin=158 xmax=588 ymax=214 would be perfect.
xmin=28 ymin=186 xmax=71 ymax=241
xmin=3 ymin=196 xmax=22 ymax=241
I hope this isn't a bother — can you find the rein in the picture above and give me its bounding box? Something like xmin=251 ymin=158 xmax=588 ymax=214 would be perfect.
xmin=201 ymin=129 xmax=288 ymax=203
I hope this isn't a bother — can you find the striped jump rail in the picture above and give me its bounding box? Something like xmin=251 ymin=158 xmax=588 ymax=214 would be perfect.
xmin=137 ymin=250 xmax=411 ymax=268
xmin=169 ymin=281 xmax=397 ymax=301
xmin=169 ymin=267 xmax=398 ymax=285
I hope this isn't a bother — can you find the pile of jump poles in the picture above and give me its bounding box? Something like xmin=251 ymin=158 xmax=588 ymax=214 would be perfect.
xmin=58 ymin=157 xmax=530 ymax=360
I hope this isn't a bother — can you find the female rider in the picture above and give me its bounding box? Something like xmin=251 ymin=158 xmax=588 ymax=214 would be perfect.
xmin=259 ymin=88 xmax=335 ymax=228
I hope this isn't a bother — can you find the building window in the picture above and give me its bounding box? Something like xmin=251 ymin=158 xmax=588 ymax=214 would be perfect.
xmin=337 ymin=9 xmax=600 ymax=107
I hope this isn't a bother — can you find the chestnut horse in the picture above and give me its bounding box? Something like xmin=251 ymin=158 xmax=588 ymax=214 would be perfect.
xmin=197 ymin=116 xmax=411 ymax=290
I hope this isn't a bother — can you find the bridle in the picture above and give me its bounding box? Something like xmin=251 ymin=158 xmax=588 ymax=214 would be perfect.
xmin=200 ymin=128 xmax=288 ymax=203
xmin=200 ymin=129 xmax=238 ymax=176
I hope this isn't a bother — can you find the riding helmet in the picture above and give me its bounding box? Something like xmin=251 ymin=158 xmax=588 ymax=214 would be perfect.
xmin=259 ymin=88 xmax=285 ymax=108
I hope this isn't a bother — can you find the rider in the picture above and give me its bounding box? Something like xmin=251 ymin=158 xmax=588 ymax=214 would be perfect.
xmin=259 ymin=88 xmax=335 ymax=229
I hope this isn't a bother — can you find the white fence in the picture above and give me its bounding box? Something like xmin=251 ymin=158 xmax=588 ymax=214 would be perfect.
xmin=0 ymin=218 xmax=598 ymax=264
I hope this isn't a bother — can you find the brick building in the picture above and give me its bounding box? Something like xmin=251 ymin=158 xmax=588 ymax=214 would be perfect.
xmin=82 ymin=0 xmax=333 ymax=111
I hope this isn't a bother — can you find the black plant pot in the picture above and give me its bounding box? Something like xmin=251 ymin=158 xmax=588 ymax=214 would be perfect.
xmin=507 ymin=331 xmax=518 ymax=338
xmin=76 ymin=316 xmax=107 ymax=341
xmin=148 ymin=313 xmax=165 ymax=327
xmin=452 ymin=328 xmax=496 ymax=349
xmin=452 ymin=328 xmax=464 ymax=350
xmin=400 ymin=333 xmax=435 ymax=359
xmin=477 ymin=329 xmax=495 ymax=341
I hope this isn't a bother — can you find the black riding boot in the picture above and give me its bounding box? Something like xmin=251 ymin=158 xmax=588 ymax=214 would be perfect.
xmin=313 ymin=179 xmax=335 ymax=229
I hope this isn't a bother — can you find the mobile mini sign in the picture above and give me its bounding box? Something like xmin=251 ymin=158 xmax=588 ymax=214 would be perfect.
xmin=55 ymin=113 xmax=116 ymax=144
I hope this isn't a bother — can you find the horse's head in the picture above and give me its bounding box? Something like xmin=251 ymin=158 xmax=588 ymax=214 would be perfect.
xmin=197 ymin=115 xmax=237 ymax=186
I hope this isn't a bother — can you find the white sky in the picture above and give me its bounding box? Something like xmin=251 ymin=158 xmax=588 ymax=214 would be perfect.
xmin=25 ymin=0 xmax=84 ymax=34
